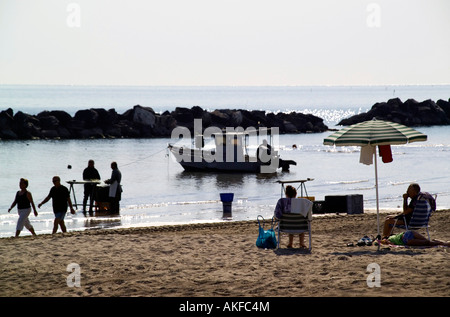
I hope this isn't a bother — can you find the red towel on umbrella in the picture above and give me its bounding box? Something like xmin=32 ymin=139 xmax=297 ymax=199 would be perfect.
xmin=378 ymin=145 xmax=393 ymax=163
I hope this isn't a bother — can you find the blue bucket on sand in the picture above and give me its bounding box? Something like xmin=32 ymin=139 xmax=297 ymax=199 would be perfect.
xmin=220 ymin=193 xmax=234 ymax=218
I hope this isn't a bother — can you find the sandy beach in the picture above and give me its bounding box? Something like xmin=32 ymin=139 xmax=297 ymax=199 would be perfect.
xmin=0 ymin=210 xmax=449 ymax=298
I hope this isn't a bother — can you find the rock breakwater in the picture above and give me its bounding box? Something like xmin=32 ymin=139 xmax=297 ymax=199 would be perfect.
xmin=339 ymin=98 xmax=450 ymax=126
xmin=0 ymin=106 xmax=328 ymax=140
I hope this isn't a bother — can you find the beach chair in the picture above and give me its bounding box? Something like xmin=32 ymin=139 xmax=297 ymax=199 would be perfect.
xmin=390 ymin=195 xmax=436 ymax=240
xmin=276 ymin=198 xmax=313 ymax=251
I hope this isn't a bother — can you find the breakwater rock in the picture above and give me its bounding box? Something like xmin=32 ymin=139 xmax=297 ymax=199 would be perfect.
xmin=0 ymin=106 xmax=328 ymax=140
xmin=339 ymin=98 xmax=450 ymax=126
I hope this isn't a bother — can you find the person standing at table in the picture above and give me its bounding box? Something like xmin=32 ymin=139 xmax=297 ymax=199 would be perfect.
xmin=82 ymin=159 xmax=100 ymax=216
xmin=105 ymin=161 xmax=122 ymax=214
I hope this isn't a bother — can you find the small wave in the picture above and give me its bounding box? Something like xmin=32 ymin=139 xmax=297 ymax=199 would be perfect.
xmin=406 ymin=143 xmax=450 ymax=148
xmin=170 ymin=200 xmax=221 ymax=205
xmin=0 ymin=214 xmax=17 ymax=220
xmin=279 ymin=145 xmax=303 ymax=151
xmin=348 ymin=186 xmax=375 ymax=191
xmin=0 ymin=220 xmax=16 ymax=226
xmin=327 ymin=180 xmax=369 ymax=185
xmin=125 ymin=198 xmax=248 ymax=210
xmin=324 ymin=146 xmax=360 ymax=153
xmin=388 ymin=180 xmax=416 ymax=186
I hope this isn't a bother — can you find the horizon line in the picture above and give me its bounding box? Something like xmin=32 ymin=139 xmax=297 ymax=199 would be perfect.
xmin=1 ymin=83 xmax=450 ymax=88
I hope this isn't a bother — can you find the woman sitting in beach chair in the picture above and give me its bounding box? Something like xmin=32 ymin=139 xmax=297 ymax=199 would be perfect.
xmin=274 ymin=185 xmax=312 ymax=249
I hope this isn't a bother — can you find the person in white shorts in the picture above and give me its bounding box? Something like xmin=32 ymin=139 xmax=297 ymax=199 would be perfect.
xmin=8 ymin=178 xmax=38 ymax=237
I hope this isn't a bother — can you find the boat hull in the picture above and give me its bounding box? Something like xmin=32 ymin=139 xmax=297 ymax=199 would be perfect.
xmin=168 ymin=144 xmax=279 ymax=173
xmin=179 ymin=160 xmax=264 ymax=173
xmin=168 ymin=144 xmax=295 ymax=173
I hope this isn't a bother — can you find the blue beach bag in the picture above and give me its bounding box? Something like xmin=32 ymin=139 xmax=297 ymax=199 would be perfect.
xmin=256 ymin=215 xmax=277 ymax=249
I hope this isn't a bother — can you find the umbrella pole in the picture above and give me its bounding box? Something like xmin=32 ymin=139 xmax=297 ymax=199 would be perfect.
xmin=374 ymin=147 xmax=380 ymax=251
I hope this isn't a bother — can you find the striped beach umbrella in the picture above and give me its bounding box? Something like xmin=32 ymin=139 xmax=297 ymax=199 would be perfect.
xmin=323 ymin=119 xmax=428 ymax=146
xmin=323 ymin=119 xmax=427 ymax=244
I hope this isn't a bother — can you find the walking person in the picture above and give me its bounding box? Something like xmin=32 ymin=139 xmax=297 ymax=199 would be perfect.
xmin=38 ymin=176 xmax=76 ymax=234
xmin=8 ymin=178 xmax=38 ymax=237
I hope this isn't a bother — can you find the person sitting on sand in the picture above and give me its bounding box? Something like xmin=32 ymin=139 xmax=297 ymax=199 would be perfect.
xmin=380 ymin=230 xmax=450 ymax=247
xmin=274 ymin=185 xmax=307 ymax=249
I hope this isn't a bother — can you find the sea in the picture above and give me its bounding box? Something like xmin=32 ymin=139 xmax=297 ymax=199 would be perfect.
xmin=0 ymin=85 xmax=449 ymax=237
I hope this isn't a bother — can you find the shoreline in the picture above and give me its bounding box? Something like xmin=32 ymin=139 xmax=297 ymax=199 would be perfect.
xmin=0 ymin=207 xmax=405 ymax=239
xmin=0 ymin=208 xmax=442 ymax=240
xmin=1 ymin=210 xmax=449 ymax=297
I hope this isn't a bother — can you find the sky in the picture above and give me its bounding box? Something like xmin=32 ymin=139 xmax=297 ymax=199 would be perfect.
xmin=0 ymin=0 xmax=449 ymax=86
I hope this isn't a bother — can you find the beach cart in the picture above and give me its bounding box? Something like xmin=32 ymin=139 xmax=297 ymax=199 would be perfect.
xmin=67 ymin=180 xmax=112 ymax=215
